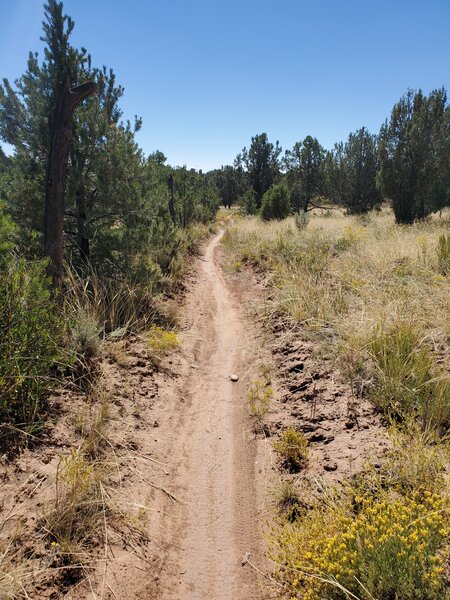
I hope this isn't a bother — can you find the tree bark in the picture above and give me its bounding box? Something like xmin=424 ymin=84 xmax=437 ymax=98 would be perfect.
xmin=75 ymin=188 xmax=90 ymax=265
xmin=44 ymin=80 xmax=96 ymax=287
xmin=167 ymin=174 xmax=176 ymax=226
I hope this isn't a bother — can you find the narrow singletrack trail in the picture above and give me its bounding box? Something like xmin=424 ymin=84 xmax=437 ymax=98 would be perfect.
xmin=153 ymin=230 xmax=267 ymax=599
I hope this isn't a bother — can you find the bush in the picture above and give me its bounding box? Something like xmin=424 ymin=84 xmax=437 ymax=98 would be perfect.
xmin=294 ymin=211 xmax=309 ymax=230
xmin=0 ymin=203 xmax=16 ymax=264
xmin=240 ymin=188 xmax=258 ymax=215
xmin=273 ymin=490 xmax=450 ymax=600
xmin=273 ymin=427 xmax=308 ymax=472
xmin=260 ymin=183 xmax=290 ymax=221
xmin=69 ymin=309 xmax=101 ymax=360
xmin=368 ymin=322 xmax=450 ymax=433
xmin=148 ymin=325 xmax=180 ymax=361
xmin=0 ymin=258 xmax=63 ymax=429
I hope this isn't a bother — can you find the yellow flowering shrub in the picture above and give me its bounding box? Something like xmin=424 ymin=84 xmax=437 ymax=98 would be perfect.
xmin=342 ymin=225 xmax=367 ymax=246
xmin=148 ymin=325 xmax=180 ymax=360
xmin=273 ymin=490 xmax=450 ymax=599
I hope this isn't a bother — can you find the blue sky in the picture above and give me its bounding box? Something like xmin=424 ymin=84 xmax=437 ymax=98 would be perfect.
xmin=0 ymin=0 xmax=449 ymax=170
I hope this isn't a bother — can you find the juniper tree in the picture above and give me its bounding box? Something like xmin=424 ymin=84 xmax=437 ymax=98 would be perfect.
xmin=41 ymin=0 xmax=96 ymax=286
xmin=236 ymin=133 xmax=282 ymax=209
xmin=337 ymin=127 xmax=381 ymax=214
xmin=284 ymin=136 xmax=325 ymax=212
xmin=208 ymin=165 xmax=242 ymax=209
xmin=378 ymin=88 xmax=450 ymax=223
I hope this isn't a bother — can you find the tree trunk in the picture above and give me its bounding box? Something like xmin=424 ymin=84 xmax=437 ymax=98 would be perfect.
xmin=44 ymin=81 xmax=96 ymax=287
xmin=75 ymin=188 xmax=90 ymax=265
xmin=167 ymin=174 xmax=176 ymax=226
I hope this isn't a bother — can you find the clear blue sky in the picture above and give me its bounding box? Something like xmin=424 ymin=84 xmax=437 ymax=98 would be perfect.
xmin=1 ymin=0 xmax=449 ymax=171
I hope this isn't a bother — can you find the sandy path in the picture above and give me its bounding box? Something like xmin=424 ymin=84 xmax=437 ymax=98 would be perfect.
xmin=154 ymin=230 xmax=266 ymax=599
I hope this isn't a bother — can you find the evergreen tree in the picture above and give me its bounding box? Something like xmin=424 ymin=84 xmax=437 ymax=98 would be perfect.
xmin=338 ymin=127 xmax=381 ymax=213
xmin=236 ymin=133 xmax=282 ymax=209
xmin=284 ymin=136 xmax=325 ymax=212
xmin=260 ymin=182 xmax=290 ymax=220
xmin=240 ymin=188 xmax=257 ymax=215
xmin=378 ymin=88 xmax=450 ymax=223
xmin=0 ymin=147 xmax=8 ymax=172
xmin=207 ymin=165 xmax=242 ymax=209
xmin=42 ymin=0 xmax=96 ymax=285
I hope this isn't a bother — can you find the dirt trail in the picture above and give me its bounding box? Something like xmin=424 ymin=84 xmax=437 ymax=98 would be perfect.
xmin=149 ymin=230 xmax=268 ymax=599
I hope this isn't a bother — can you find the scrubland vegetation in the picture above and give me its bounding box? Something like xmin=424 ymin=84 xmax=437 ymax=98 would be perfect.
xmin=0 ymin=0 xmax=448 ymax=597
xmin=224 ymin=209 xmax=450 ymax=599
xmin=0 ymin=1 xmax=218 ymax=440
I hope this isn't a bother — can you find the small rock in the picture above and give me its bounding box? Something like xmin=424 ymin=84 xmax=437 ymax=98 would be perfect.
xmin=308 ymin=430 xmax=327 ymax=443
xmin=153 ymin=420 xmax=159 ymax=428
xmin=299 ymin=423 xmax=317 ymax=433
xmin=230 ymin=374 xmax=239 ymax=382
xmin=324 ymin=460 xmax=338 ymax=472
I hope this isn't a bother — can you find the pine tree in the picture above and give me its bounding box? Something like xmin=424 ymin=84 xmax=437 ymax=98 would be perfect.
xmin=378 ymin=88 xmax=449 ymax=223
xmin=41 ymin=0 xmax=96 ymax=285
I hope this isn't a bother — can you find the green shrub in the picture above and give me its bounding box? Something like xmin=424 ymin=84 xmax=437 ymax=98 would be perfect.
xmin=69 ymin=309 xmax=101 ymax=360
xmin=294 ymin=211 xmax=309 ymax=230
xmin=240 ymin=188 xmax=258 ymax=215
xmin=261 ymin=183 xmax=290 ymax=221
xmin=0 ymin=259 xmax=64 ymax=429
xmin=0 ymin=203 xmax=16 ymax=264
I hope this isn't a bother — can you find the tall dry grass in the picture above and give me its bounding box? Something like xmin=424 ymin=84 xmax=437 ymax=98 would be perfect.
xmin=223 ymin=209 xmax=450 ymax=432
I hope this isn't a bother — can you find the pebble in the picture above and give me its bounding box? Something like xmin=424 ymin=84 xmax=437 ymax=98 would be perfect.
xmin=324 ymin=460 xmax=338 ymax=472
xmin=230 ymin=374 xmax=239 ymax=382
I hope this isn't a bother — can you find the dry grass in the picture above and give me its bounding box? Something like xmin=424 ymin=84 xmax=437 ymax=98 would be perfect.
xmin=223 ymin=209 xmax=450 ymax=431
xmin=274 ymin=428 xmax=309 ymax=473
xmin=247 ymin=377 xmax=273 ymax=419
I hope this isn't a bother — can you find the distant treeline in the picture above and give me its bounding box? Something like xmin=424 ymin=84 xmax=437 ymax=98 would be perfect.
xmin=207 ymin=89 xmax=449 ymax=224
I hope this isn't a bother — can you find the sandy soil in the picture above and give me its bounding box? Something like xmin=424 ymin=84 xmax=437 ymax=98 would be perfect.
xmin=152 ymin=230 xmax=268 ymax=599
xmin=102 ymin=230 xmax=271 ymax=600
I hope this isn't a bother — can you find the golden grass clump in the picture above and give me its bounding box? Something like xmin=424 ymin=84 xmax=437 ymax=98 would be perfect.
xmin=247 ymin=378 xmax=273 ymax=419
xmin=44 ymin=448 xmax=105 ymax=554
xmin=274 ymin=427 xmax=308 ymax=472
